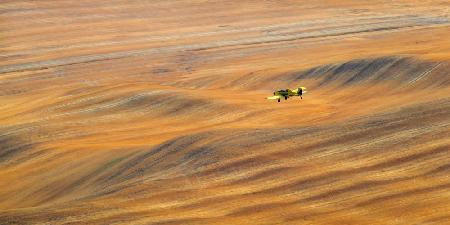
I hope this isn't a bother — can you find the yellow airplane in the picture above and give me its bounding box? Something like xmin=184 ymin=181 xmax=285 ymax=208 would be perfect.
xmin=267 ymin=87 xmax=306 ymax=102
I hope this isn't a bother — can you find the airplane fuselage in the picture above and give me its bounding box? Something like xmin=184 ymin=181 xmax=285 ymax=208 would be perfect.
xmin=268 ymin=87 xmax=305 ymax=102
xmin=273 ymin=89 xmax=297 ymax=97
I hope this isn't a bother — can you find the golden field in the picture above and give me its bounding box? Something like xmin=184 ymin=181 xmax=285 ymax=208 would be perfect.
xmin=1 ymin=1 xmax=450 ymax=224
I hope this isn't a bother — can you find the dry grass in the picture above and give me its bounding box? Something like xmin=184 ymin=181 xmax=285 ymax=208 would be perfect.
xmin=1 ymin=1 xmax=449 ymax=224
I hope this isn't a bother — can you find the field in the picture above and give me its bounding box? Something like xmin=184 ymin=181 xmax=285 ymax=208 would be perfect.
xmin=1 ymin=1 xmax=450 ymax=224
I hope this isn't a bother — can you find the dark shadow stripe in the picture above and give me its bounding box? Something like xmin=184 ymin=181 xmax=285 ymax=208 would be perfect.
xmin=355 ymin=182 xmax=450 ymax=207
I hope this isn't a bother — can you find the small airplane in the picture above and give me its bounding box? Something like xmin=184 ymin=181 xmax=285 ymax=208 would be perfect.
xmin=267 ymin=87 xmax=306 ymax=102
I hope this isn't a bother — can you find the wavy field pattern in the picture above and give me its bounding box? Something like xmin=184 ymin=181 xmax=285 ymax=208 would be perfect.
xmin=1 ymin=1 xmax=450 ymax=224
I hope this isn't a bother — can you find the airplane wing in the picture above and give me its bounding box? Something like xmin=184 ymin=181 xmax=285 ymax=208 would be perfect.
xmin=292 ymin=87 xmax=307 ymax=94
xmin=267 ymin=96 xmax=281 ymax=100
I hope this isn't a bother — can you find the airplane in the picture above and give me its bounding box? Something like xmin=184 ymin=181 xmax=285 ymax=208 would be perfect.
xmin=267 ymin=87 xmax=306 ymax=102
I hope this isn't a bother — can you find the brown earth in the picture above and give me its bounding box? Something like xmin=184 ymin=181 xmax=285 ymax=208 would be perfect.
xmin=1 ymin=0 xmax=449 ymax=224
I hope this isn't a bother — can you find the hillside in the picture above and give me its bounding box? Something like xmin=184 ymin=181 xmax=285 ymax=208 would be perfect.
xmin=1 ymin=1 xmax=449 ymax=224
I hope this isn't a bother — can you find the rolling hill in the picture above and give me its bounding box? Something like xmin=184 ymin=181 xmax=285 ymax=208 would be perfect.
xmin=1 ymin=0 xmax=449 ymax=224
